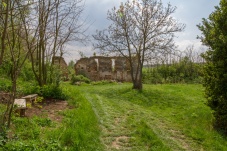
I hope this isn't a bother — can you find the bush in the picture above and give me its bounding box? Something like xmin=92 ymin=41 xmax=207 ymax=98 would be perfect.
xmin=198 ymin=0 xmax=227 ymax=134
xmin=142 ymin=62 xmax=204 ymax=85
xmin=17 ymin=81 xmax=67 ymax=100
xmin=19 ymin=61 xmax=35 ymax=81
xmin=40 ymin=84 xmax=67 ymax=100
xmin=0 ymin=78 xmax=11 ymax=92
xmin=71 ymin=75 xmax=91 ymax=84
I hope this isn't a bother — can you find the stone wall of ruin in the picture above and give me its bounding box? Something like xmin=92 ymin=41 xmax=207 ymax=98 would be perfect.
xmin=74 ymin=56 xmax=134 ymax=82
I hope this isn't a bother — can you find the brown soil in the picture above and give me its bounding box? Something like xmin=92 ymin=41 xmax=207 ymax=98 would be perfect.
xmin=26 ymin=99 xmax=70 ymax=122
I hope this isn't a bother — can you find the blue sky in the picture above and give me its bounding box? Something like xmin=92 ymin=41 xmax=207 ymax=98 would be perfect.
xmin=65 ymin=0 xmax=220 ymax=63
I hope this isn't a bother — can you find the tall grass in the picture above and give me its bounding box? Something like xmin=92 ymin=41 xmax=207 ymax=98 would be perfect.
xmin=45 ymin=83 xmax=103 ymax=150
xmin=2 ymin=83 xmax=103 ymax=150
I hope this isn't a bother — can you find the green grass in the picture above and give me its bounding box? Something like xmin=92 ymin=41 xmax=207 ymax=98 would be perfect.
xmin=2 ymin=83 xmax=103 ymax=151
xmin=57 ymin=84 xmax=103 ymax=150
xmin=77 ymin=83 xmax=227 ymax=151
xmin=2 ymin=82 xmax=227 ymax=150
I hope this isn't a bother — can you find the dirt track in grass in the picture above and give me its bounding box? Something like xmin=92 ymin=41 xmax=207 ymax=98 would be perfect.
xmin=79 ymin=84 xmax=202 ymax=151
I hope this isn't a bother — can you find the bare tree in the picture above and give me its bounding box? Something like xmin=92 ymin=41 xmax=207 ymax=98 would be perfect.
xmin=0 ymin=0 xmax=30 ymax=131
xmin=18 ymin=0 xmax=87 ymax=86
xmin=93 ymin=0 xmax=185 ymax=90
xmin=48 ymin=0 xmax=87 ymax=83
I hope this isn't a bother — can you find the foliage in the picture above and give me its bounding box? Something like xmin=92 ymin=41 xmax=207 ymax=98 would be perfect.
xmin=1 ymin=83 xmax=102 ymax=150
xmin=68 ymin=60 xmax=75 ymax=69
xmin=198 ymin=0 xmax=227 ymax=134
xmin=143 ymin=59 xmax=204 ymax=84
xmin=40 ymin=84 xmax=67 ymax=100
xmin=19 ymin=61 xmax=35 ymax=81
xmin=3 ymin=139 xmax=62 ymax=151
xmin=0 ymin=60 xmax=12 ymax=77
xmin=71 ymin=75 xmax=91 ymax=84
xmin=19 ymin=79 xmax=67 ymax=100
xmin=47 ymin=62 xmax=69 ymax=86
xmin=0 ymin=76 xmax=67 ymax=101
xmin=0 ymin=129 xmax=7 ymax=147
xmin=67 ymin=60 xmax=75 ymax=80
xmin=0 ymin=78 xmax=11 ymax=92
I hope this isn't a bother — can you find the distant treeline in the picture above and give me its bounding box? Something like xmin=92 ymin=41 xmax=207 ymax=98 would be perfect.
xmin=142 ymin=46 xmax=205 ymax=84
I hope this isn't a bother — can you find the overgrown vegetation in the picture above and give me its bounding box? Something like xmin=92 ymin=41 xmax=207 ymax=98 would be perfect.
xmin=0 ymin=0 xmax=87 ymax=133
xmin=1 ymin=83 xmax=103 ymax=150
xmin=0 ymin=0 xmax=227 ymax=149
xmin=71 ymin=75 xmax=91 ymax=84
xmin=143 ymin=57 xmax=204 ymax=84
xmin=1 ymin=80 xmax=227 ymax=150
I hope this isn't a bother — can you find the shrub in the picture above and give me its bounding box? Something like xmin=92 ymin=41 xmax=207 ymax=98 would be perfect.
xmin=71 ymin=75 xmax=91 ymax=84
xmin=0 ymin=78 xmax=11 ymax=92
xmin=17 ymin=81 xmax=40 ymax=95
xmin=40 ymin=84 xmax=67 ymax=100
xmin=18 ymin=82 xmax=67 ymax=100
xmin=19 ymin=61 xmax=35 ymax=81
xmin=198 ymin=0 xmax=227 ymax=134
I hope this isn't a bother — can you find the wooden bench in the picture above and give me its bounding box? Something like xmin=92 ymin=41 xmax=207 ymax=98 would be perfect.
xmin=14 ymin=99 xmax=27 ymax=117
xmin=22 ymin=94 xmax=38 ymax=106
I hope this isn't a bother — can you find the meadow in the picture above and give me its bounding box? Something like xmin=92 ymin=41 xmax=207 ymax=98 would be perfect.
xmin=76 ymin=83 xmax=227 ymax=150
xmin=2 ymin=83 xmax=227 ymax=150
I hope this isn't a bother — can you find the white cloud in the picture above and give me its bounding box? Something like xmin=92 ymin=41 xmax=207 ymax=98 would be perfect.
xmin=175 ymin=39 xmax=207 ymax=53
xmin=63 ymin=44 xmax=95 ymax=63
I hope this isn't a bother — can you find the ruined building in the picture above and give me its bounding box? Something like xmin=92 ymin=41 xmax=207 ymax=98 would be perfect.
xmin=74 ymin=56 xmax=136 ymax=82
xmin=52 ymin=56 xmax=68 ymax=80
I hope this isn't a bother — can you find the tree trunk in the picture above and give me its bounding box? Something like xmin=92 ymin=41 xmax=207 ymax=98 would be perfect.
xmin=0 ymin=0 xmax=9 ymax=66
xmin=132 ymin=69 xmax=143 ymax=90
xmin=132 ymin=79 xmax=142 ymax=90
xmin=7 ymin=77 xmax=16 ymax=128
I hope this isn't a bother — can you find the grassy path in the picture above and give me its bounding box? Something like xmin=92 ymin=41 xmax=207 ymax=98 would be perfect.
xmin=3 ymin=83 xmax=227 ymax=150
xmin=78 ymin=83 xmax=227 ymax=151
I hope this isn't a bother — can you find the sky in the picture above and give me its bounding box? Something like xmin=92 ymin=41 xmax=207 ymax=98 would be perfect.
xmin=64 ymin=0 xmax=220 ymax=63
